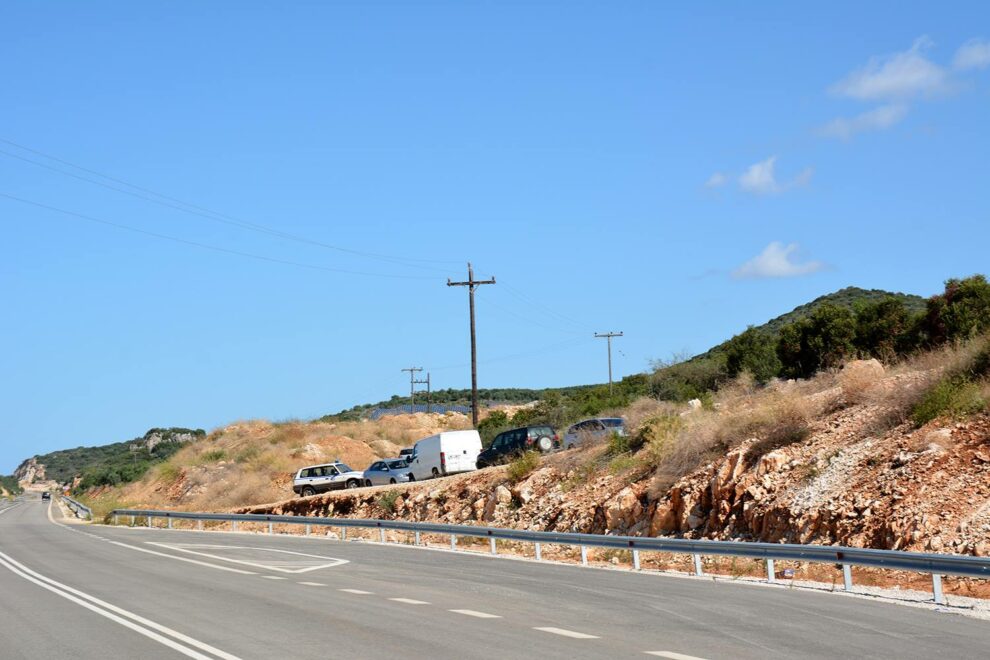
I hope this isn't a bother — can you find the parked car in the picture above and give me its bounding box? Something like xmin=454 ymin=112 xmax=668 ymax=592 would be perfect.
xmin=406 ymin=430 xmax=482 ymax=480
xmin=364 ymin=458 xmax=414 ymax=486
xmin=563 ymin=417 xmax=626 ymax=449
xmin=398 ymin=447 xmax=414 ymax=460
xmin=292 ymin=461 xmax=365 ymax=496
xmin=476 ymin=425 xmax=559 ymax=468
xmin=41 ymin=491 xmax=51 ymax=501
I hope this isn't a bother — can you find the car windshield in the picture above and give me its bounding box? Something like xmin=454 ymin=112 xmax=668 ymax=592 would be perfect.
xmin=387 ymin=460 xmax=407 ymax=469
xmin=602 ymin=418 xmax=624 ymax=427
xmin=335 ymin=464 xmax=353 ymax=473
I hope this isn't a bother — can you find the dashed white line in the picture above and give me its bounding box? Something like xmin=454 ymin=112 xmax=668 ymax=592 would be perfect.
xmin=297 ymin=581 xmax=326 ymax=587
xmin=534 ymin=627 xmax=600 ymax=639
xmin=644 ymin=653 xmax=708 ymax=660
xmin=389 ymin=598 xmax=430 ymax=605
xmin=449 ymin=609 xmax=502 ymax=619
xmin=261 ymin=575 xmax=286 ymax=580
xmin=338 ymin=588 xmax=373 ymax=595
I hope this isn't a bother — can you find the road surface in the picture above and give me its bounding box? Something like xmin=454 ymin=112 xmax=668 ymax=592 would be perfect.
xmin=0 ymin=497 xmax=987 ymax=659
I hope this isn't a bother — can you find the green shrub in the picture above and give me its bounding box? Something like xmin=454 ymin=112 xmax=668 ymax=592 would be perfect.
xmin=606 ymin=431 xmax=632 ymax=456
xmin=507 ymin=451 xmax=540 ymax=483
xmin=158 ymin=463 xmax=182 ymax=485
xmin=608 ymin=454 xmax=640 ymax=475
xmin=911 ymin=378 xmax=986 ymax=427
xmin=376 ymin=490 xmax=400 ymax=514
xmin=724 ymin=326 xmax=782 ymax=383
xmin=200 ymin=449 xmax=226 ymax=463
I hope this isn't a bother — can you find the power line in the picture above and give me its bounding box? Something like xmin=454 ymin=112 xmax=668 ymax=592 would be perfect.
xmin=0 ymin=192 xmax=436 ymax=280
xmin=0 ymin=138 xmax=461 ymax=272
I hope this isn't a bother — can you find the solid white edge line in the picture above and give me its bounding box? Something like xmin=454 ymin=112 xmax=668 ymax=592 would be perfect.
xmin=297 ymin=582 xmax=326 ymax=586
xmin=0 ymin=550 xmax=242 ymax=660
xmin=533 ymin=627 xmax=600 ymax=639
xmin=388 ymin=598 xmax=430 ymax=605
xmin=449 ymin=609 xmax=502 ymax=618
xmin=0 ymin=553 xmax=229 ymax=660
xmin=261 ymin=576 xmax=286 ymax=580
xmin=645 ymin=652 xmax=709 ymax=660
xmin=338 ymin=588 xmax=373 ymax=594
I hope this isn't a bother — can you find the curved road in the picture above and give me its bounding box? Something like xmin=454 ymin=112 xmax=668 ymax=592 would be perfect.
xmin=0 ymin=497 xmax=987 ymax=659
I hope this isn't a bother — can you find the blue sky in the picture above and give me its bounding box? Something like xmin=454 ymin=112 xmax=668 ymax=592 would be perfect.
xmin=2 ymin=2 xmax=988 ymax=472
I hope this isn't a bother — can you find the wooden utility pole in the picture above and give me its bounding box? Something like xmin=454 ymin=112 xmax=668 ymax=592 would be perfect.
xmin=414 ymin=372 xmax=431 ymax=413
xmin=401 ymin=367 xmax=423 ymax=410
xmin=447 ymin=262 xmax=495 ymax=427
xmin=594 ymin=331 xmax=623 ymax=395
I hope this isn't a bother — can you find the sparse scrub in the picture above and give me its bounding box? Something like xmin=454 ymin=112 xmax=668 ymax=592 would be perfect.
xmin=910 ymin=338 xmax=990 ymax=427
xmin=507 ymin=451 xmax=540 ymax=483
xmin=199 ymin=449 xmax=226 ymax=463
xmin=376 ymin=490 xmax=400 ymax=514
xmin=157 ymin=463 xmax=182 ymax=485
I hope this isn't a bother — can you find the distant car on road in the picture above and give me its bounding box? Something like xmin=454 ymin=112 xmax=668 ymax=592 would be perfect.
xmin=476 ymin=425 xmax=558 ymax=468
xmin=292 ymin=462 xmax=365 ymax=496
xmin=563 ymin=417 xmax=626 ymax=449
xmin=398 ymin=447 xmax=414 ymax=461
xmin=41 ymin=491 xmax=51 ymax=501
xmin=363 ymin=459 xmax=414 ymax=486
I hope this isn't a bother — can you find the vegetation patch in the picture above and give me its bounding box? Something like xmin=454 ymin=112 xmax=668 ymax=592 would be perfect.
xmin=507 ymin=451 xmax=540 ymax=483
xmin=376 ymin=490 xmax=400 ymax=514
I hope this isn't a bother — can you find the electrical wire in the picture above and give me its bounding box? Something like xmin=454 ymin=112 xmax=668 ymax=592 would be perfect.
xmin=0 ymin=138 xmax=462 ymax=272
xmin=0 ymin=192 xmax=437 ymax=280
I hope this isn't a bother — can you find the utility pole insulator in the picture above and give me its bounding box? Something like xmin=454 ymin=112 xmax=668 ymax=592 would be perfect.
xmin=447 ymin=262 xmax=496 ymax=427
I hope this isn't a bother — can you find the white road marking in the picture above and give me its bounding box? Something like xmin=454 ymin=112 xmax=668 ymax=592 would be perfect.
xmin=645 ymin=653 xmax=708 ymax=660
xmin=107 ymin=540 xmax=258 ymax=575
xmin=534 ymin=627 xmax=600 ymax=639
xmin=0 ymin=550 xmax=241 ymax=660
xmin=298 ymin=581 xmax=326 ymax=587
xmin=145 ymin=542 xmax=348 ymax=573
xmin=389 ymin=597 xmax=430 ymax=605
xmin=0 ymin=502 xmax=23 ymax=516
xmin=338 ymin=588 xmax=373 ymax=594
xmin=449 ymin=609 xmax=502 ymax=619
xmin=261 ymin=575 xmax=286 ymax=580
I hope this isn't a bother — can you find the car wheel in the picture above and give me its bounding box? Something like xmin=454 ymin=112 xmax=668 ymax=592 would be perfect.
xmin=408 ymin=474 xmax=415 ymax=482
xmin=389 ymin=478 xmax=396 ymax=484
xmin=301 ymin=486 xmax=315 ymax=497
xmin=536 ymin=436 xmax=553 ymax=452
xmin=346 ymin=479 xmax=360 ymax=489
xmin=567 ymin=443 xmax=575 ymax=450
xmin=365 ymin=480 xmax=372 ymax=487
xmin=432 ymin=468 xmax=440 ymax=478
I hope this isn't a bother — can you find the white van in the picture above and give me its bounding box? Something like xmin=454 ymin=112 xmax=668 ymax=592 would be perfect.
xmin=407 ymin=430 xmax=482 ymax=480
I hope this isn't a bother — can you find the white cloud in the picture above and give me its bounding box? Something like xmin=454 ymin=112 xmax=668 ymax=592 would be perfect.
xmin=830 ymin=36 xmax=949 ymax=101
xmin=954 ymin=38 xmax=990 ymax=71
xmin=705 ymin=172 xmax=728 ymax=188
xmin=819 ymin=103 xmax=909 ymax=139
xmin=733 ymin=242 xmax=825 ymax=279
xmin=737 ymin=156 xmax=812 ymax=195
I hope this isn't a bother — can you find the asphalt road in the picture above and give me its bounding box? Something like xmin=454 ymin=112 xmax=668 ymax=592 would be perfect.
xmin=1 ymin=497 xmax=988 ymax=659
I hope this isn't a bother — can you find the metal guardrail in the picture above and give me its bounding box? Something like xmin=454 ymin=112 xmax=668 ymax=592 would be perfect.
xmin=62 ymin=495 xmax=92 ymax=520
xmin=109 ymin=508 xmax=990 ymax=605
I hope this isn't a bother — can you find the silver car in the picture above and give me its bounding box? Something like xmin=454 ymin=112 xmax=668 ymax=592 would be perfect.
xmin=363 ymin=458 xmax=414 ymax=486
xmin=563 ymin=417 xmax=626 ymax=449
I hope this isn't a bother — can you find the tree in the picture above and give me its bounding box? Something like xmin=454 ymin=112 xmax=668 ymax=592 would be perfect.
xmin=776 ymin=304 xmax=855 ymax=378
xmin=923 ymin=275 xmax=990 ymax=345
xmin=854 ymin=297 xmax=911 ymax=361
xmin=724 ymin=326 xmax=782 ymax=383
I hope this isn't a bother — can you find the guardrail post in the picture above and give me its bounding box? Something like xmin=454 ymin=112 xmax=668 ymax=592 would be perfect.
xmin=633 ymin=549 xmax=641 ymax=570
xmin=197 ymin=519 xmax=203 ymax=531
xmin=414 ymin=531 xmax=421 ymax=546
xmin=450 ymin=534 xmax=457 ymax=551
xmin=266 ymin=522 xmax=272 ymax=534
xmin=932 ymin=573 xmax=945 ymax=605
xmin=842 ymin=564 xmax=853 ymax=591
xmin=232 ymin=521 xmax=238 ymax=532
xmin=490 ymin=536 xmax=497 ymax=555
xmin=113 ymin=514 xmax=119 ymax=526
xmin=130 ymin=515 xmax=135 ymax=526
xmin=693 ymin=554 xmax=703 ymax=576
xmin=766 ymin=559 xmax=776 ymax=583
xmin=147 ymin=515 xmax=152 ymax=528
xmin=341 ymin=527 xmax=347 ymax=541
xmin=379 ymin=528 xmax=386 ymax=544
xmin=581 ymin=546 xmax=588 ymax=566
xmin=535 ymin=542 xmax=542 ymax=561
xmin=305 ymin=524 xmax=311 ymax=536
xmin=167 ymin=516 xmax=172 ymax=529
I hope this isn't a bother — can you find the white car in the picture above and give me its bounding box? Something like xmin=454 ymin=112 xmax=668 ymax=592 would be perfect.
xmin=292 ymin=462 xmax=365 ymax=496
xmin=406 ymin=430 xmax=482 ymax=480
xmin=563 ymin=417 xmax=626 ymax=449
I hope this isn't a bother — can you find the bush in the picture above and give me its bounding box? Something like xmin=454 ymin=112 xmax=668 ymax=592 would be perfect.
xmin=649 ymin=355 xmax=727 ymax=401
xmin=910 ymin=339 xmax=990 ymax=427
xmin=200 ymin=449 xmax=226 ymax=463
xmin=777 ymin=304 xmax=856 ymax=379
xmin=507 ymin=451 xmax=540 ymax=483
xmin=724 ymin=326 xmax=782 ymax=384
xmin=923 ymin=275 xmax=990 ymax=345
xmin=376 ymin=490 xmax=400 ymax=514
xmin=854 ymin=297 xmax=916 ymax=361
